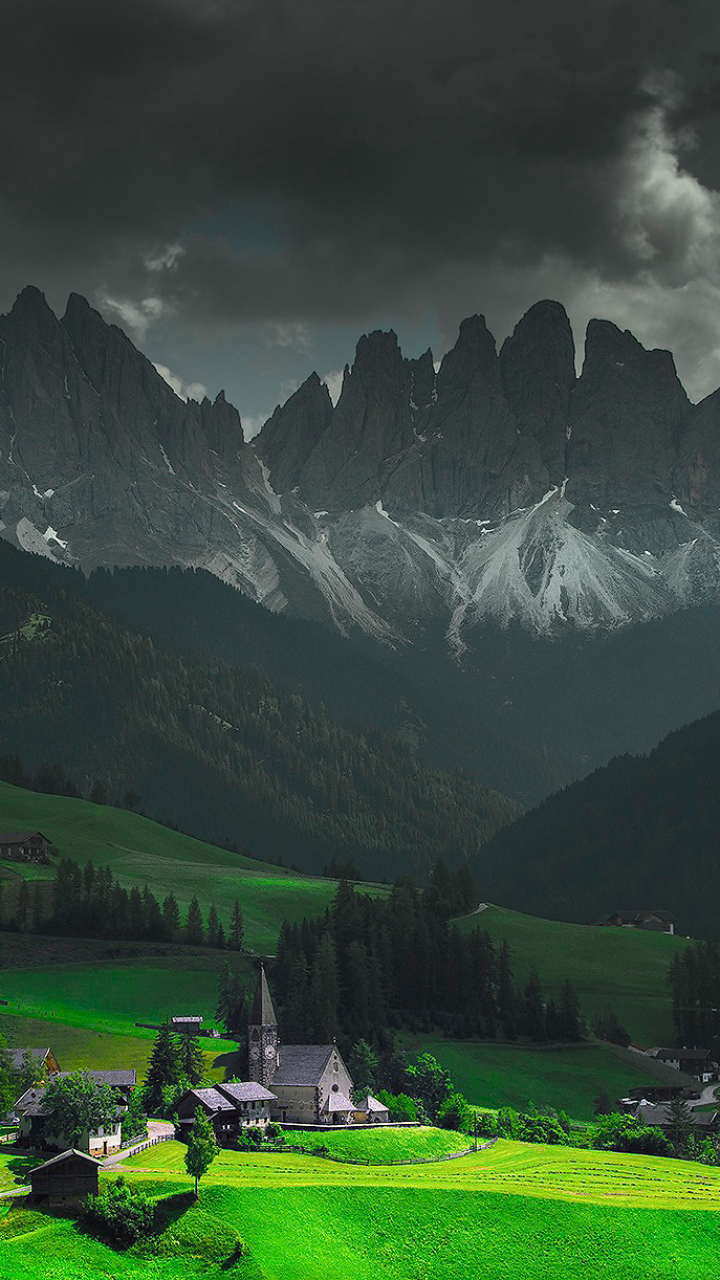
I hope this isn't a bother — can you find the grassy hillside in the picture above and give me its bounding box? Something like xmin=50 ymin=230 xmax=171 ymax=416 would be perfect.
xmin=457 ymin=903 xmax=686 ymax=1045
xmin=0 ymin=943 xmax=247 ymax=1079
xmin=0 ymin=779 xmax=383 ymax=953
xmin=401 ymin=1036 xmax=695 ymax=1121
xmin=3 ymin=1141 xmax=720 ymax=1279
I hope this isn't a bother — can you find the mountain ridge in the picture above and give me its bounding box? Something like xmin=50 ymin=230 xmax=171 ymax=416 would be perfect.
xmin=4 ymin=285 xmax=720 ymax=642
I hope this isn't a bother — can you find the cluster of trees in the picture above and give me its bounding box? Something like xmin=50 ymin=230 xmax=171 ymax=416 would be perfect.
xmin=0 ymin=544 xmax=517 ymax=881
xmin=667 ymin=940 xmax=720 ymax=1048
xmin=6 ymin=855 xmax=247 ymax=951
xmin=271 ymin=876 xmax=584 ymax=1049
xmin=143 ymin=1024 xmax=206 ymax=1116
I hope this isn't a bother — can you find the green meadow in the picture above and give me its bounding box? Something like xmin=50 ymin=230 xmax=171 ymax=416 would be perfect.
xmin=281 ymin=1125 xmax=472 ymax=1162
xmin=0 ymin=779 xmax=386 ymax=953
xmin=0 ymin=945 xmax=247 ymax=1079
xmin=402 ymin=1035 xmax=692 ymax=1121
xmin=458 ymin=903 xmax=687 ymax=1045
xmin=3 ymin=1139 xmax=720 ymax=1279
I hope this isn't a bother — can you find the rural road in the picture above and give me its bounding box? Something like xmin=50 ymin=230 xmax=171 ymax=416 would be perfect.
xmin=102 ymin=1119 xmax=175 ymax=1168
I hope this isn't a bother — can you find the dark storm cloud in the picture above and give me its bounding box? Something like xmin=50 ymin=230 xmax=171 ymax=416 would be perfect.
xmin=1 ymin=0 xmax=718 ymax=328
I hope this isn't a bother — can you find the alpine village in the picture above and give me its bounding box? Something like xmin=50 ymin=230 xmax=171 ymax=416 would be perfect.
xmin=6 ymin=10 xmax=720 ymax=1271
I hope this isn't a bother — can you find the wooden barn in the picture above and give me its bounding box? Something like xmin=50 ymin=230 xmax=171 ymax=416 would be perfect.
xmin=29 ymin=1149 xmax=100 ymax=1205
xmin=0 ymin=830 xmax=53 ymax=864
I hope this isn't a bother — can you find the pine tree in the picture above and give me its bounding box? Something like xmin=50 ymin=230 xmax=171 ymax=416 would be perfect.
xmin=162 ymin=891 xmax=180 ymax=939
xmin=143 ymin=1024 xmax=181 ymax=1115
xmin=207 ymin=904 xmax=223 ymax=949
xmin=185 ymin=895 xmax=204 ymax=945
xmin=229 ymin=900 xmax=244 ymax=951
xmin=178 ymin=1029 xmax=205 ymax=1086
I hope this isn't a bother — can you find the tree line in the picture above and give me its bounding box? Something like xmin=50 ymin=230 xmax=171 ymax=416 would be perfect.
xmin=668 ymin=940 xmax=720 ymax=1049
xmin=1 ymin=855 xmax=246 ymax=950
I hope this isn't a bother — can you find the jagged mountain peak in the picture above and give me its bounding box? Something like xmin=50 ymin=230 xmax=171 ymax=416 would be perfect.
xmin=7 ymin=285 xmax=720 ymax=644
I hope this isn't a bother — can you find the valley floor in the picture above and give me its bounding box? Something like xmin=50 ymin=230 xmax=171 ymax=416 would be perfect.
xmin=2 ymin=1138 xmax=720 ymax=1279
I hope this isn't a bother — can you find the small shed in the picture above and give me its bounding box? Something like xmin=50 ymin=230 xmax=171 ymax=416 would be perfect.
xmin=29 ymin=1149 xmax=100 ymax=1205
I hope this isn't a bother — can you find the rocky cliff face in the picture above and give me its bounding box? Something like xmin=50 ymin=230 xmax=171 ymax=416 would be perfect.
xmin=4 ymin=285 xmax=720 ymax=643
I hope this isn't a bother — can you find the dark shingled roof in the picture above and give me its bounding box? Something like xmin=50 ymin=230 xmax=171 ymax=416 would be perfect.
xmin=0 ymin=830 xmax=49 ymax=844
xmin=272 ymin=1045 xmax=335 ymax=1086
xmin=8 ymin=1047 xmax=51 ymax=1071
xmin=30 ymin=1148 xmax=101 ymax=1175
xmin=57 ymin=1069 xmax=136 ymax=1088
xmin=250 ymin=964 xmax=278 ymax=1027
xmin=186 ymin=1087 xmax=237 ymax=1114
xmin=219 ymin=1081 xmax=276 ymax=1103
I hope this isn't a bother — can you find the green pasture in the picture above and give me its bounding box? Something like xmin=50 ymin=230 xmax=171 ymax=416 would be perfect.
xmin=0 ymin=780 xmax=386 ymax=953
xmin=3 ymin=1141 xmax=720 ymax=1278
xmin=0 ymin=951 xmax=249 ymax=1079
xmin=281 ymin=1125 xmax=471 ymax=1162
xmin=402 ymin=1036 xmax=694 ymax=1121
xmin=458 ymin=903 xmax=687 ymax=1045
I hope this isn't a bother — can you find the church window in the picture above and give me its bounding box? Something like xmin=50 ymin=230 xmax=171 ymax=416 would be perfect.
xmin=331 ymin=1084 xmax=339 ymax=1092
xmin=333 ymin=1060 xmax=338 ymax=1071
xmin=251 ymin=1029 xmax=259 ymax=1041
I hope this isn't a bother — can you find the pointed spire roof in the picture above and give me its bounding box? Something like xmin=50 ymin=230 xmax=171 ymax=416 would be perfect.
xmin=250 ymin=963 xmax=278 ymax=1026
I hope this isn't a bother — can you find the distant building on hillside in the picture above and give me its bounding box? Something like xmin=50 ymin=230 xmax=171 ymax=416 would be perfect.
xmin=248 ymin=965 xmax=356 ymax=1125
xmin=0 ymin=830 xmax=53 ymax=864
xmin=645 ymin=1048 xmax=718 ymax=1082
xmin=595 ymin=910 xmax=675 ymax=935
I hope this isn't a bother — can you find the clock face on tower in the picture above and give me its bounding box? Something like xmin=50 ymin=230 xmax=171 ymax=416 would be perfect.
xmin=264 ymin=1044 xmax=276 ymax=1059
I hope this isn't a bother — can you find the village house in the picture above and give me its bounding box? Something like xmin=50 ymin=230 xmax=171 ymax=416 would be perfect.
xmin=630 ymin=1099 xmax=720 ymax=1132
xmin=595 ymin=910 xmax=676 ymax=935
xmin=13 ymin=1068 xmax=136 ymax=1157
xmin=175 ymin=1081 xmax=277 ymax=1144
xmin=0 ymin=830 xmax=53 ymax=864
xmin=353 ymin=1094 xmax=390 ymax=1124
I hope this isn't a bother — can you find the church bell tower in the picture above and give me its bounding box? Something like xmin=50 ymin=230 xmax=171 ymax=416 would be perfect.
xmin=248 ymin=963 xmax=279 ymax=1087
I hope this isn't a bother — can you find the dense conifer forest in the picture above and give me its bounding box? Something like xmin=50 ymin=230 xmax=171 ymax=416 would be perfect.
xmin=0 ymin=543 xmax=518 ymax=880
xmin=270 ymin=878 xmax=584 ymax=1050
xmin=471 ymin=712 xmax=720 ymax=937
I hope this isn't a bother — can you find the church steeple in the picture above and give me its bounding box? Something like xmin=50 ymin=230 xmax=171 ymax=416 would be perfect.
xmin=248 ymin=963 xmax=279 ymax=1087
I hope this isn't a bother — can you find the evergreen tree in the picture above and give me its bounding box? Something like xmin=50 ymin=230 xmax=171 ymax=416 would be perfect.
xmin=143 ymin=1024 xmax=181 ymax=1115
xmin=207 ymin=904 xmax=223 ymax=949
xmin=162 ymin=891 xmax=180 ymax=939
xmin=229 ymin=900 xmax=244 ymax=951
xmin=185 ymin=896 xmax=204 ymax=945
xmin=178 ymin=1029 xmax=205 ymax=1086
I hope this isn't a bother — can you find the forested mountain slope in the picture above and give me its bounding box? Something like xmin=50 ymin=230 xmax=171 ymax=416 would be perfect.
xmin=472 ymin=712 xmax=720 ymax=937
xmin=0 ymin=542 xmax=517 ymax=879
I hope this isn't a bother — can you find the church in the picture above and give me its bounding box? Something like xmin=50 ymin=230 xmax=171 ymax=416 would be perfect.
xmin=247 ymin=964 xmax=385 ymax=1125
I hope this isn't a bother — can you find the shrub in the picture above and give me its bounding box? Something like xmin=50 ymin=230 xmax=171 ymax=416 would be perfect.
xmin=376 ymin=1090 xmax=417 ymax=1122
xmin=84 ymin=1176 xmax=154 ymax=1245
xmin=590 ymin=1113 xmax=672 ymax=1157
xmin=437 ymin=1092 xmax=472 ymax=1132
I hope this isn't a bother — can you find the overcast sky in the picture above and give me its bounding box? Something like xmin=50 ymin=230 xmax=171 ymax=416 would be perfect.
xmin=3 ymin=0 xmax=720 ymax=431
